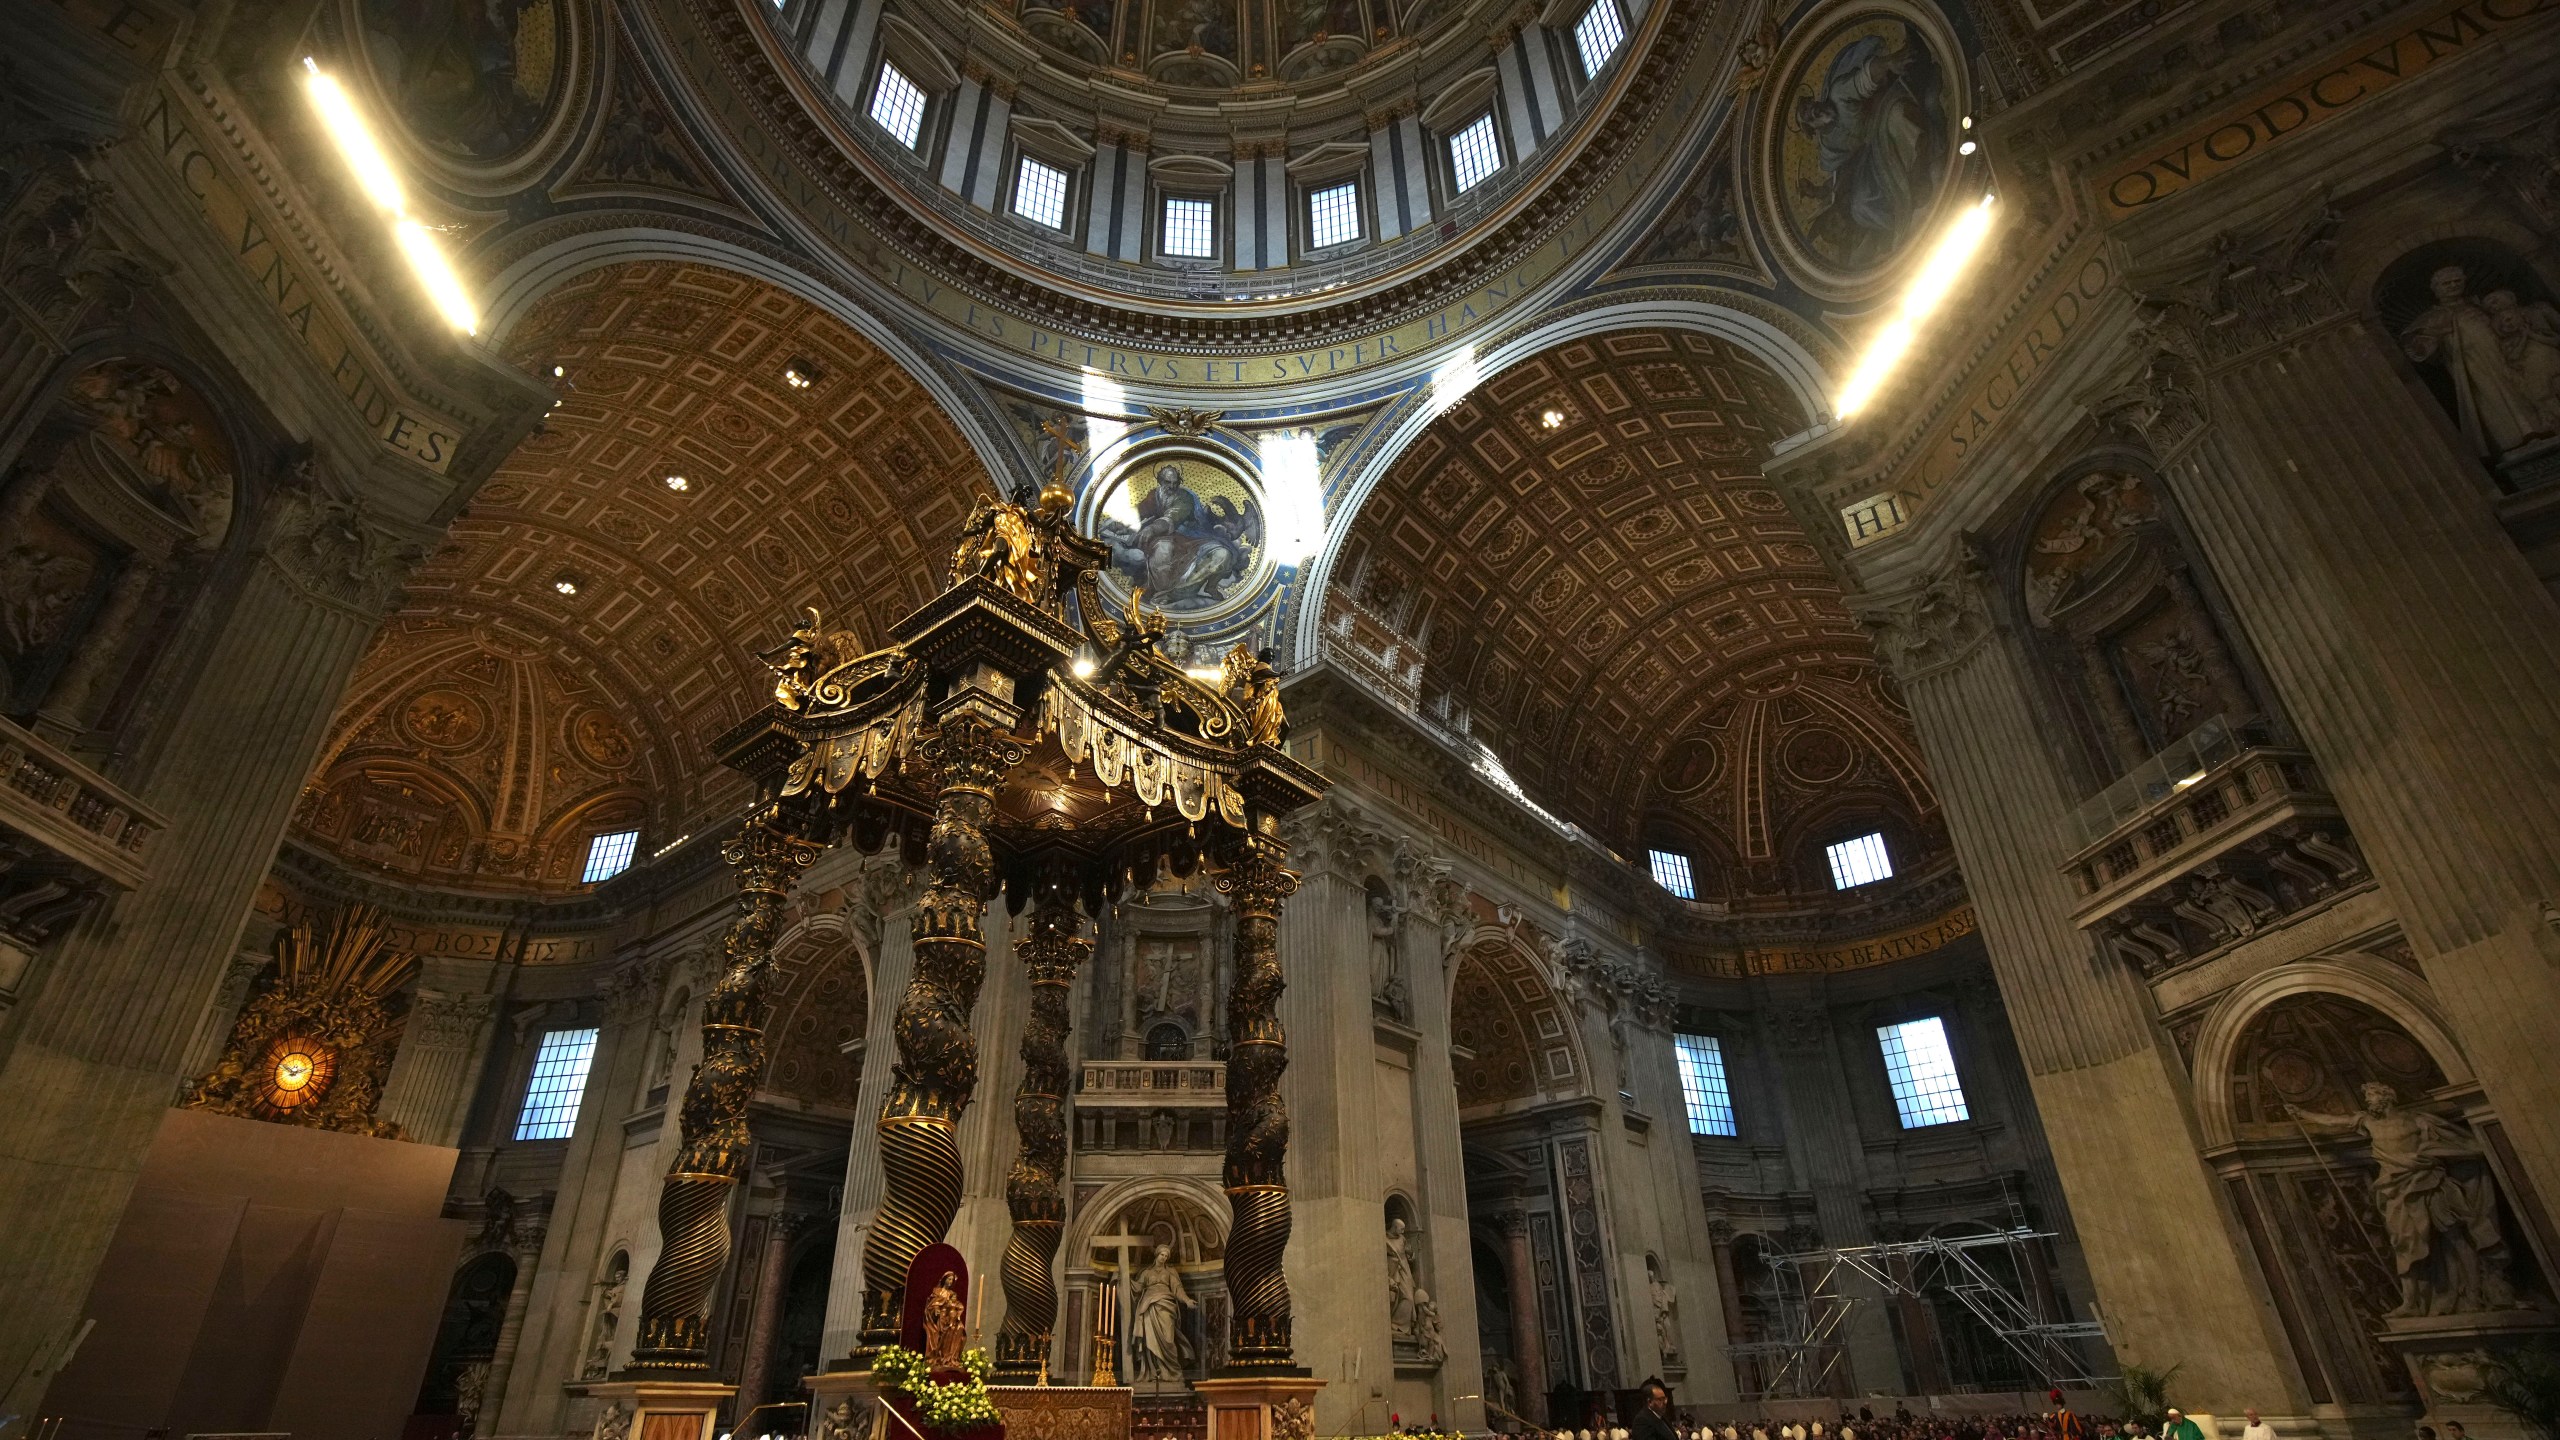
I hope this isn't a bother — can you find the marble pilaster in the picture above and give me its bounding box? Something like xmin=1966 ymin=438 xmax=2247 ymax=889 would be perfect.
xmin=1852 ymin=544 xmax=2311 ymax=1413
xmin=0 ymin=478 xmax=416 ymax=1413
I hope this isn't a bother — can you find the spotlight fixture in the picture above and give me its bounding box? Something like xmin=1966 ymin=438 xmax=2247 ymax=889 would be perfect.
xmin=1071 ymin=655 xmax=1097 ymax=678
xmin=1540 ymin=408 xmax=1566 ymax=430
xmin=552 ymin=574 xmax=582 ymax=596
xmin=1959 ymin=114 xmax=1978 ymax=156
xmin=302 ymin=58 xmax=480 ymax=335
xmin=551 ymin=365 xmax=567 ymax=378
xmin=783 ymin=358 xmax=822 ymax=390
xmin=664 ymin=474 xmax=690 ymax=493
xmin=1834 ymin=192 xmax=1997 ymax=419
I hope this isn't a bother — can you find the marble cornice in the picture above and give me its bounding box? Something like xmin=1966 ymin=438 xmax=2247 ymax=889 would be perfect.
xmin=655 ymin=0 xmax=1735 ymax=358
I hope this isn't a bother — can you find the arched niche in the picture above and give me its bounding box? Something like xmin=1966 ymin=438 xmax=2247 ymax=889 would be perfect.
xmin=1 ymin=359 xmax=243 ymax=733
xmin=1062 ymin=1178 xmax=1231 ymax=1387
xmin=2002 ymin=463 xmax=2275 ymax=782
xmin=1447 ymin=930 xmax=1583 ymax=1114
xmin=416 ymin=1250 xmax=518 ymax=1416
xmin=2372 ymin=237 xmax=2560 ymax=490
xmin=2194 ymin=967 xmax=2550 ymax=1403
xmin=762 ymin=915 xmax=873 ymax=1111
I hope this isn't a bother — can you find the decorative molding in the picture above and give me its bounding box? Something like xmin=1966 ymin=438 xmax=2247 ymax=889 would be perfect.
xmin=259 ymin=454 xmax=425 ymax=617
xmin=1848 ymin=542 xmax=1995 ymax=682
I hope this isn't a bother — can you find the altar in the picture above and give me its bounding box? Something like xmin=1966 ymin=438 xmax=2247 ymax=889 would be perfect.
xmin=989 ymin=1385 xmax=1136 ymax=1440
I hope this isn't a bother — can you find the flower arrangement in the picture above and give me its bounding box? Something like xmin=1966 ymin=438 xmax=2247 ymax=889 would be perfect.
xmin=873 ymin=1345 xmax=1002 ymax=1433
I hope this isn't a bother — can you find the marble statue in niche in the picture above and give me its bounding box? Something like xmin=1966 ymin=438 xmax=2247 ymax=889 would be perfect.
xmin=1130 ymin=1243 xmax=1197 ymax=1383
xmin=1385 ymin=1213 xmax=1419 ymax=1336
xmin=2400 ymin=266 xmax=2560 ymax=464
xmin=584 ymin=1253 xmax=627 ymax=1377
xmin=1367 ymin=877 xmax=1409 ymax=1019
xmin=1409 ymin=1287 xmax=1446 ymax=1363
xmin=1647 ymin=1253 xmax=1682 ymax=1362
xmin=2290 ymin=1082 xmax=2519 ymax=1316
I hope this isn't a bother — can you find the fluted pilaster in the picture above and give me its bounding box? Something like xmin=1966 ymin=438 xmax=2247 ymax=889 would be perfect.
xmin=0 ymin=484 xmax=415 ymax=1411
xmin=2112 ymin=233 xmax=2560 ymax=1195
xmin=1851 ymin=543 xmax=2308 ymax=1411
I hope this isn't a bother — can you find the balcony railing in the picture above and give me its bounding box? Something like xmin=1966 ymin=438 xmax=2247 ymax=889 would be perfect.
xmin=1078 ymin=1060 xmax=1225 ymax=1106
xmin=0 ymin=715 xmax=163 ymax=891
xmin=2060 ymin=719 xmax=2363 ymax=975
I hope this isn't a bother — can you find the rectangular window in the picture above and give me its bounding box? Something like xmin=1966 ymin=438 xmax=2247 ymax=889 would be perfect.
xmin=583 ymin=829 xmax=639 ymax=883
xmin=869 ymin=62 xmax=928 ymax=149
xmin=1826 ymin=831 xmax=1892 ymax=889
xmin=1162 ymin=196 xmax=1216 ymax=258
xmin=1014 ymin=155 xmax=1069 ymax=229
xmin=1674 ymin=1033 xmax=1738 ymax=1137
xmin=1449 ymin=113 xmax=1502 ymax=195
xmin=1878 ymin=1017 xmax=1970 ymax=1128
xmin=1573 ymin=0 xmax=1626 ymax=77
xmin=1308 ymin=179 xmax=1362 ymax=248
xmin=514 ymin=1027 xmax=601 ymax=1140
xmin=1647 ymin=849 xmax=1696 ymax=899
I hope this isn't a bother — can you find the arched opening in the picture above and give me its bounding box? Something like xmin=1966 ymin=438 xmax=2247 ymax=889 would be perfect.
xmin=412 ymin=1251 xmax=517 ymax=1428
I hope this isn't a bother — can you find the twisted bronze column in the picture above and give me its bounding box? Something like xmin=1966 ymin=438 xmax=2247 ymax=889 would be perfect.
xmin=994 ymin=873 xmax=1088 ymax=1381
xmin=625 ymin=812 xmax=819 ymax=1374
xmin=856 ymin=713 xmax=1023 ymax=1356
xmin=1216 ymin=832 xmax=1301 ymax=1372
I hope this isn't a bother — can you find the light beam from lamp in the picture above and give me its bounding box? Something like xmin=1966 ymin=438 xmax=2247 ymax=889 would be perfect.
xmin=301 ymin=57 xmax=479 ymax=336
xmin=1834 ymin=193 xmax=1997 ymax=419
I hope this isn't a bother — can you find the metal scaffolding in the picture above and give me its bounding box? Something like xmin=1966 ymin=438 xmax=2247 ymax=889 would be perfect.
xmin=1735 ymin=1228 xmax=2108 ymax=1399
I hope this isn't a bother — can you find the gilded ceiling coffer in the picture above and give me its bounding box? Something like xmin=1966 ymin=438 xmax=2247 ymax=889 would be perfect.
xmin=685 ymin=473 xmax=1325 ymax=1382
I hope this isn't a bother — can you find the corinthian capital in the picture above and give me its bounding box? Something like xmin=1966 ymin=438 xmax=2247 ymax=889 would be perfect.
xmin=2089 ymin=346 xmax=2208 ymax=459
xmin=1848 ymin=541 xmax=1994 ymax=681
xmin=2125 ymin=193 xmax=2347 ymax=368
xmin=259 ymin=450 xmax=425 ymax=616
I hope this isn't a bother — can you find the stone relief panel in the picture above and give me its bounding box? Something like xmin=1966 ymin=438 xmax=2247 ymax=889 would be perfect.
xmin=2014 ymin=468 xmax=2263 ymax=773
xmin=2 ymin=360 xmax=240 ymax=729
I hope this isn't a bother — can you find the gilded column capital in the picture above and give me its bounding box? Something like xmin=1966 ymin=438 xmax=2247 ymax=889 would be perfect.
xmin=1847 ymin=540 xmax=1995 ymax=682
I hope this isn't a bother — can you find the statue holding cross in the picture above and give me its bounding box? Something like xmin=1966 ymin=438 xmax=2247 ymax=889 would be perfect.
xmin=1089 ymin=1226 xmax=1155 ymax=1388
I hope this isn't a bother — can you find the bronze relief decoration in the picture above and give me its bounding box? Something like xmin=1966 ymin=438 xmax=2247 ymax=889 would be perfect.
xmin=183 ymin=904 xmax=418 ymax=1138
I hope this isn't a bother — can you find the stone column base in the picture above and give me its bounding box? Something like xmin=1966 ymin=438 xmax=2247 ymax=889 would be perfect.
xmin=588 ymin=1378 xmax=736 ymax=1440
xmin=2377 ymin=1308 xmax=2560 ymax=1440
xmin=1194 ymin=1375 xmax=1325 ymax=1440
